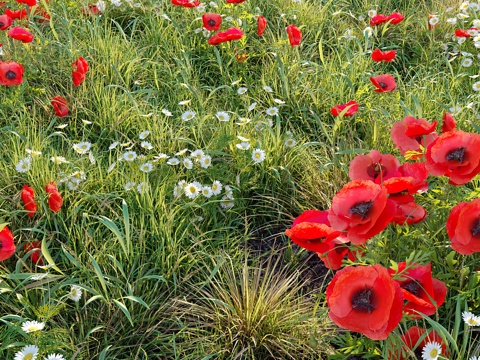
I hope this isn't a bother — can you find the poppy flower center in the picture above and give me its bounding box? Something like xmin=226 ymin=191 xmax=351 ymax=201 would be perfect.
xmin=0 ymin=22 xmax=4 ymax=27
xmin=5 ymin=70 xmax=16 ymax=79
xmin=401 ymin=280 xmax=421 ymax=296
xmin=351 ymin=288 xmax=376 ymax=313
xmin=378 ymin=81 xmax=387 ymax=88
xmin=208 ymin=19 xmax=216 ymax=26
xmin=446 ymin=147 xmax=466 ymax=163
xmin=0 ymin=241 xmax=2 ymax=249
xmin=470 ymin=218 xmax=480 ymax=237
xmin=349 ymin=201 xmax=374 ymax=219
xmin=366 ymin=163 xmax=386 ymax=179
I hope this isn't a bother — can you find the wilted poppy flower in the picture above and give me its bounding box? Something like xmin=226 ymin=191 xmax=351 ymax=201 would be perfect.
xmin=4 ymin=8 xmax=27 ymax=20
xmin=328 ymin=180 xmax=396 ymax=245
xmin=370 ymin=14 xmax=388 ymax=26
xmin=34 ymin=7 xmax=50 ymax=24
xmin=331 ymin=100 xmax=359 ymax=117
xmin=390 ymin=262 xmax=447 ymax=318
xmin=24 ymin=241 xmax=43 ymax=265
xmin=425 ymin=130 xmax=480 ymax=185
xmin=235 ymin=48 xmax=247 ymax=64
xmin=326 ymin=264 xmax=403 ymax=340
xmin=8 ymin=27 xmax=34 ymax=43
xmin=171 ymin=0 xmax=200 ymax=7
xmin=51 ymin=95 xmax=68 ymax=117
xmin=442 ymin=112 xmax=456 ymax=133
xmin=257 ymin=15 xmax=267 ymax=36
xmin=202 ymin=13 xmax=222 ymax=31
xmin=208 ymin=27 xmax=243 ymax=45
xmin=72 ymin=56 xmax=89 ymax=86
xmin=371 ymin=48 xmax=396 ymax=62
xmin=387 ymin=12 xmax=404 ymax=24
xmin=46 ymin=182 xmax=63 ymax=213
xmin=446 ymin=199 xmax=480 ymax=255
xmin=0 ymin=225 xmax=15 ymax=261
xmin=16 ymin=0 xmax=36 ymax=5
xmin=286 ymin=24 xmax=301 ymax=48
xmin=0 ymin=60 xmax=24 ymax=86
xmin=0 ymin=14 xmax=12 ymax=30
xmin=391 ymin=116 xmax=438 ymax=159
xmin=455 ymin=29 xmax=471 ymax=37
xmin=21 ymin=184 xmax=36 ymax=218
xmin=391 ymin=326 xmax=448 ymax=360
xmin=349 ymin=150 xmax=401 ymax=184
xmin=370 ymin=74 xmax=396 ymax=92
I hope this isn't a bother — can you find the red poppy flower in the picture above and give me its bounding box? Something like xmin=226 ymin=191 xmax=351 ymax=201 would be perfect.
xmin=202 ymin=13 xmax=222 ymax=31
xmin=389 ymin=262 xmax=447 ymax=318
xmin=171 ymin=0 xmax=200 ymax=7
xmin=371 ymin=48 xmax=396 ymax=62
xmin=391 ymin=116 xmax=438 ymax=159
xmin=317 ymin=241 xmax=364 ymax=270
xmin=286 ymin=24 xmax=301 ymax=48
xmin=235 ymin=48 xmax=247 ymax=64
xmin=226 ymin=0 xmax=246 ymax=3
xmin=208 ymin=27 xmax=243 ymax=45
xmin=370 ymin=74 xmax=396 ymax=92
xmin=0 ymin=225 xmax=15 ymax=261
xmin=399 ymin=162 xmax=428 ymax=180
xmin=455 ymin=29 xmax=471 ymax=37
xmin=21 ymin=184 xmax=36 ymax=218
xmin=326 ymin=264 xmax=403 ymax=340
xmin=349 ymin=150 xmax=401 ymax=184
xmin=46 ymin=182 xmax=63 ymax=213
xmin=387 ymin=12 xmax=404 ymax=24
xmin=384 ymin=177 xmax=427 ymax=201
xmin=51 ymin=95 xmax=68 ymax=117
xmin=370 ymin=14 xmax=388 ymax=26
xmin=0 ymin=2 xmax=5 ymax=7
xmin=8 ymin=26 xmax=34 ymax=43
xmin=24 ymin=241 xmax=43 ymax=265
xmin=257 ymin=15 xmax=267 ymax=36
xmin=4 ymin=8 xmax=27 ymax=20
xmin=0 ymin=14 xmax=12 ymax=30
xmin=442 ymin=112 xmax=456 ymax=133
xmin=425 ymin=130 xmax=480 ymax=185
xmin=390 ymin=201 xmax=426 ymax=225
xmin=446 ymin=199 xmax=480 ymax=255
xmin=331 ymin=100 xmax=359 ymax=117
xmin=16 ymin=0 xmax=36 ymax=5
xmin=72 ymin=56 xmax=89 ymax=86
xmin=328 ymin=180 xmax=396 ymax=245
xmin=391 ymin=326 xmax=448 ymax=360
xmin=0 ymin=60 xmax=24 ymax=86
xmin=34 ymin=7 xmax=50 ymax=23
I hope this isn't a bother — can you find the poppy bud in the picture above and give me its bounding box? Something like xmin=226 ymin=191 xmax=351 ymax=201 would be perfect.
xmin=21 ymin=184 xmax=36 ymax=218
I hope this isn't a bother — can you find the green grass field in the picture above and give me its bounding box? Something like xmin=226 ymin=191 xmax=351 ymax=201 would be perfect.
xmin=1 ymin=0 xmax=480 ymax=359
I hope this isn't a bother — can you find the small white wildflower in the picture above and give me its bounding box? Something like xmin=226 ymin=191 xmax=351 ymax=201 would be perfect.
xmin=462 ymin=57 xmax=473 ymax=67
xmin=473 ymin=81 xmax=480 ymax=91
xmin=25 ymin=149 xmax=42 ymax=157
xmin=470 ymin=2 xmax=480 ymax=11
xmin=237 ymin=87 xmax=248 ymax=95
xmin=109 ymin=141 xmax=119 ymax=150
xmin=21 ymin=320 xmax=45 ymax=333
xmin=137 ymin=182 xmax=148 ymax=193
xmin=14 ymin=345 xmax=39 ymax=360
xmin=449 ymin=105 xmax=461 ymax=115
xmin=50 ymin=156 xmax=69 ymax=165
xmin=139 ymin=130 xmax=150 ymax=139
xmin=252 ymin=149 xmax=266 ymax=163
xmin=209 ymin=1 xmax=217 ymax=7
xmin=248 ymin=102 xmax=257 ymax=111
xmin=167 ymin=157 xmax=180 ymax=165
xmin=184 ymin=183 xmax=200 ymax=199
xmin=447 ymin=17 xmax=458 ymax=25
xmin=220 ymin=196 xmax=234 ymax=209
xmin=16 ymin=157 xmax=31 ymax=173
xmin=153 ymin=153 xmax=168 ymax=162
xmin=140 ymin=162 xmax=154 ymax=173
xmin=440 ymin=43 xmax=448 ymax=51
xmin=44 ymin=354 xmax=66 ymax=360
xmin=178 ymin=100 xmax=191 ymax=106
xmin=125 ymin=181 xmax=135 ymax=191
xmin=429 ymin=16 xmax=439 ymax=27
xmin=190 ymin=149 xmax=205 ymax=161
xmin=216 ymin=111 xmax=230 ymax=122
xmin=196 ymin=4 xmax=206 ymax=12
xmin=67 ymin=181 xmax=79 ymax=191
xmin=263 ymin=85 xmax=273 ymax=93
xmin=236 ymin=117 xmax=251 ymax=125
xmin=211 ymin=180 xmax=222 ymax=195
xmin=162 ymin=108 xmax=173 ymax=116
xmin=141 ymin=141 xmax=153 ymax=150
xmin=96 ymin=0 xmax=106 ymax=11
xmin=202 ymin=186 xmax=213 ymax=198
xmin=182 ymin=110 xmax=196 ymax=121
xmin=111 ymin=0 xmax=122 ymax=6
xmin=368 ymin=9 xmax=377 ymax=18
xmin=183 ymin=158 xmax=193 ymax=169
xmin=284 ymin=138 xmax=297 ymax=147
xmin=199 ymin=154 xmax=212 ymax=168
xmin=265 ymin=107 xmax=279 ymax=116
xmin=202 ymin=28 xmax=211 ymax=38
xmin=460 ymin=1 xmax=470 ymax=11
xmin=69 ymin=285 xmax=82 ymax=302
xmin=421 ymin=341 xmax=442 ymax=360
xmin=363 ymin=27 xmax=373 ymax=37
xmin=236 ymin=142 xmax=250 ymax=150
xmin=463 ymin=311 xmax=480 ymax=326
xmin=458 ymin=12 xmax=469 ymax=19
xmin=176 ymin=148 xmax=189 ymax=156
xmin=273 ymin=98 xmax=285 ymax=104
xmin=56 ymin=123 xmax=68 ymax=129
xmin=123 ymin=151 xmax=137 ymax=162
xmin=73 ymin=142 xmax=92 ymax=154
xmin=457 ymin=36 xmax=467 ymax=44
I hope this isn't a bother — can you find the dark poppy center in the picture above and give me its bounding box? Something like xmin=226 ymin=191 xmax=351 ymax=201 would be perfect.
xmin=446 ymin=147 xmax=466 ymax=163
xmin=414 ymin=349 xmax=423 ymax=360
xmin=366 ymin=163 xmax=386 ymax=179
xmin=378 ymin=81 xmax=387 ymax=88
xmin=0 ymin=241 xmax=2 ymax=249
xmin=401 ymin=280 xmax=421 ymax=296
xmin=351 ymin=288 xmax=376 ymax=313
xmin=208 ymin=19 xmax=216 ymax=26
xmin=470 ymin=218 xmax=480 ymax=237
xmin=349 ymin=201 xmax=374 ymax=219
xmin=5 ymin=70 xmax=16 ymax=79
xmin=0 ymin=22 xmax=4 ymax=27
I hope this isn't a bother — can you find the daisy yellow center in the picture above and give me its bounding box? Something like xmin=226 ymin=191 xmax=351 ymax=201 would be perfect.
xmin=186 ymin=114 xmax=192 ymax=119
xmin=189 ymin=186 xmax=196 ymax=193
xmin=72 ymin=289 xmax=78 ymax=296
xmin=254 ymin=153 xmax=261 ymax=158
xmin=467 ymin=318 xmax=480 ymax=325
xmin=27 ymin=325 xmax=38 ymax=331
xmin=24 ymin=354 xmax=34 ymax=360
xmin=429 ymin=349 xmax=438 ymax=357
xmin=212 ymin=185 xmax=217 ymax=190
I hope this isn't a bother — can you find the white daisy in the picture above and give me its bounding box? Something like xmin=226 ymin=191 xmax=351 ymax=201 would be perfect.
xmin=474 ymin=19 xmax=480 ymax=28
xmin=96 ymin=0 xmax=106 ymax=11
xmin=181 ymin=110 xmax=196 ymax=121
xmin=440 ymin=43 xmax=448 ymax=51
xmin=167 ymin=157 xmax=180 ymax=165
xmin=190 ymin=149 xmax=205 ymax=162
xmin=199 ymin=154 xmax=212 ymax=168
xmin=50 ymin=156 xmax=69 ymax=164
xmin=429 ymin=16 xmax=439 ymax=27
xmin=140 ymin=141 xmax=153 ymax=150
xmin=161 ymin=108 xmax=173 ymax=116
xmin=139 ymin=130 xmax=150 ymax=139
xmin=211 ymin=180 xmax=223 ymax=195
xmin=209 ymin=1 xmax=217 ymax=7
xmin=196 ymin=4 xmax=206 ymax=12
xmin=173 ymin=184 xmax=183 ymax=198
xmin=473 ymin=81 xmax=480 ymax=91
xmin=457 ymin=37 xmax=466 ymax=44
xmin=273 ymin=98 xmax=285 ymax=104
xmin=216 ymin=111 xmax=230 ymax=122
xmin=109 ymin=141 xmax=119 ymax=150
xmin=25 ymin=149 xmax=42 ymax=157
xmin=178 ymin=100 xmax=191 ymax=106
xmin=184 ymin=183 xmax=200 ymax=199
xmin=140 ymin=162 xmax=154 ymax=173
xmin=236 ymin=117 xmax=251 ymax=125
xmin=248 ymin=102 xmax=257 ymax=111
xmin=446 ymin=17 xmax=457 ymax=25
xmin=224 ymin=185 xmax=234 ymax=198
xmin=252 ymin=149 xmax=266 ymax=163
xmin=107 ymin=162 xmax=117 ymax=173
xmin=449 ymin=106 xmax=461 ymax=115
xmin=236 ymin=142 xmax=250 ymax=150
xmin=422 ymin=341 xmax=442 ymax=360
xmin=472 ymin=3 xmax=480 ymax=11
xmin=183 ymin=158 xmax=193 ymax=169
xmin=284 ymin=138 xmax=297 ymax=147
xmin=153 ymin=153 xmax=168 ymax=162
xmin=123 ymin=151 xmax=137 ymax=162
xmin=67 ymin=181 xmax=79 ymax=191
xmin=460 ymin=1 xmax=470 ymax=11
xmin=265 ymin=107 xmax=279 ymax=116
xmin=44 ymin=354 xmax=66 ymax=360
xmin=263 ymin=85 xmax=273 ymax=93
xmin=463 ymin=311 xmax=480 ymax=326
xmin=21 ymin=320 xmax=45 ymax=333
xmin=73 ymin=142 xmax=92 ymax=154
xmin=125 ymin=181 xmax=135 ymax=191
xmin=367 ymin=9 xmax=377 ymax=17
xmin=137 ymin=182 xmax=148 ymax=193
xmin=16 ymin=157 xmax=31 ymax=173
xmin=56 ymin=123 xmax=68 ymax=129
xmin=237 ymin=87 xmax=248 ymax=95
xmin=202 ymin=186 xmax=213 ymax=198
xmin=237 ymin=135 xmax=249 ymax=141
xmin=69 ymin=285 xmax=82 ymax=302
xmin=363 ymin=27 xmax=373 ymax=37
xmin=462 ymin=57 xmax=473 ymax=67
xmin=220 ymin=196 xmax=234 ymax=209
xmin=14 ymin=345 xmax=39 ymax=360
xmin=469 ymin=357 xmax=479 ymax=360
